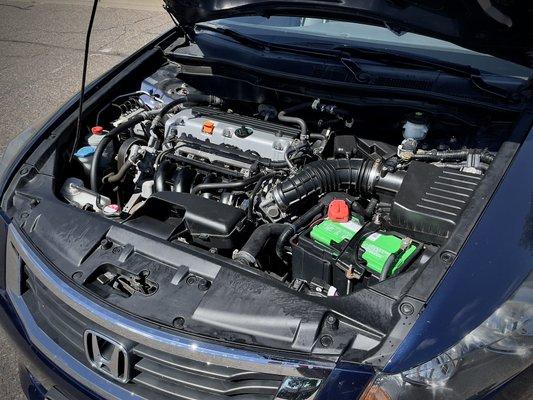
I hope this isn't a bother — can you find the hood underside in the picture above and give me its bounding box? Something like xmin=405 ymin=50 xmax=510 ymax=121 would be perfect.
xmin=164 ymin=0 xmax=533 ymax=68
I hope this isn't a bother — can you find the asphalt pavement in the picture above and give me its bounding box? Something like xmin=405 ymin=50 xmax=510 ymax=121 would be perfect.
xmin=0 ymin=0 xmax=171 ymax=397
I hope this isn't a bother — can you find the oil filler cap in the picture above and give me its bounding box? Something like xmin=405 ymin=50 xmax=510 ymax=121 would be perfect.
xmin=202 ymin=120 xmax=215 ymax=135
xmin=328 ymin=200 xmax=349 ymax=222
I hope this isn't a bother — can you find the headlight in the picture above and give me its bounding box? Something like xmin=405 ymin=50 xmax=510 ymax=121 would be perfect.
xmin=362 ymin=274 xmax=532 ymax=400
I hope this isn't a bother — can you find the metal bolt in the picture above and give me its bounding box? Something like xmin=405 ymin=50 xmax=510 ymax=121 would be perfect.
xmin=112 ymin=246 xmax=121 ymax=254
xmin=198 ymin=279 xmax=211 ymax=292
xmin=186 ymin=275 xmax=197 ymax=285
xmin=19 ymin=167 xmax=29 ymax=176
xmin=325 ymin=315 xmax=339 ymax=330
xmin=400 ymin=302 xmax=415 ymax=316
xmin=440 ymin=251 xmax=455 ymax=263
xmin=172 ymin=317 xmax=185 ymax=329
xmin=20 ymin=212 xmax=29 ymax=219
xmin=320 ymin=335 xmax=333 ymax=348
xmin=72 ymin=271 xmax=83 ymax=280
xmin=100 ymin=239 xmax=112 ymax=250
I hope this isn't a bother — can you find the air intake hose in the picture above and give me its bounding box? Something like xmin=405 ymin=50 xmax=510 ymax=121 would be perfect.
xmin=272 ymin=159 xmax=387 ymax=210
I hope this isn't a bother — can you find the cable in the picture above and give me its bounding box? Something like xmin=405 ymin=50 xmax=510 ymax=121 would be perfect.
xmin=70 ymin=0 xmax=99 ymax=162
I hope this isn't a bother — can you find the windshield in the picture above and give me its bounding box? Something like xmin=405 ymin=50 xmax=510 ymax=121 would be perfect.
xmin=211 ymin=16 xmax=532 ymax=78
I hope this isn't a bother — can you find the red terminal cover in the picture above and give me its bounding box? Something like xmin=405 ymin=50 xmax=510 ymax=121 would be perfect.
xmin=328 ymin=199 xmax=350 ymax=222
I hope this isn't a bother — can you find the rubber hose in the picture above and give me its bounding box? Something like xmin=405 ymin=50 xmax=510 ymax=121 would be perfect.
xmin=258 ymin=159 xmax=289 ymax=169
xmin=104 ymin=160 xmax=133 ymax=184
xmin=411 ymin=150 xmax=469 ymax=161
xmin=350 ymin=198 xmax=378 ymax=218
xmin=312 ymin=99 xmax=352 ymax=121
xmin=365 ymin=198 xmax=379 ymax=216
xmin=90 ymin=113 xmax=149 ymax=191
xmin=412 ymin=149 xmax=494 ymax=163
xmin=350 ymin=200 xmax=366 ymax=216
xmin=278 ymin=105 xmax=308 ymax=141
xmin=273 ymin=158 xmax=375 ymax=210
xmin=275 ymin=203 xmax=325 ymax=260
xmin=234 ymin=223 xmax=287 ymax=266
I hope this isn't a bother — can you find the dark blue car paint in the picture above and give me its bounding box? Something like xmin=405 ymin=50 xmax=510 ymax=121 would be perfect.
xmin=386 ymin=120 xmax=533 ymax=374
xmin=314 ymin=363 xmax=375 ymax=400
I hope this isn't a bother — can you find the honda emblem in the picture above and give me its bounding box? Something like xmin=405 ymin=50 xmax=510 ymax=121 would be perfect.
xmin=84 ymin=330 xmax=131 ymax=383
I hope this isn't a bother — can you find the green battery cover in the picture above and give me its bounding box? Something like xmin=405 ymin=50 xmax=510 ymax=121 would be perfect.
xmin=309 ymin=218 xmax=363 ymax=246
xmin=309 ymin=218 xmax=417 ymax=277
xmin=360 ymin=233 xmax=418 ymax=276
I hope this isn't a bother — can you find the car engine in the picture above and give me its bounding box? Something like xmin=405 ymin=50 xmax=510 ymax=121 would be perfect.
xmin=63 ymin=64 xmax=497 ymax=297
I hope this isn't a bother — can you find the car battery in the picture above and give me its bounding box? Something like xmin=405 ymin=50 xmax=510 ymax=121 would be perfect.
xmin=291 ymin=202 xmax=420 ymax=294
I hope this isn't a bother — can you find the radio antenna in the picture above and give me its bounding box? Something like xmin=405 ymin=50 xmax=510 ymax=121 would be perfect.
xmin=70 ymin=0 xmax=100 ymax=162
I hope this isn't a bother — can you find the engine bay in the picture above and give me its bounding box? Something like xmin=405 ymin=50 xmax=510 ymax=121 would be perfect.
xmin=60 ymin=61 xmax=505 ymax=299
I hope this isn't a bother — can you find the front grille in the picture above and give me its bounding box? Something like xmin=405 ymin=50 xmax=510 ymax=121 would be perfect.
xmin=23 ymin=271 xmax=285 ymax=400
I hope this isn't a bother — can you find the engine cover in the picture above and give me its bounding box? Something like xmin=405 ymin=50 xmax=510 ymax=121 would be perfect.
xmin=164 ymin=106 xmax=299 ymax=161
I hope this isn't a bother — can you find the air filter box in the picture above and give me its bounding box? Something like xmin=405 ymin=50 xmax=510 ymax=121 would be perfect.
xmin=388 ymin=161 xmax=481 ymax=244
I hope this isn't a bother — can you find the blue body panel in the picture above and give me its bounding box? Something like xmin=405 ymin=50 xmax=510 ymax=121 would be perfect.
xmin=386 ymin=123 xmax=533 ymax=374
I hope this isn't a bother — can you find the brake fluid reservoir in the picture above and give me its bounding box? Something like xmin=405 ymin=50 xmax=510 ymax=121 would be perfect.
xmin=403 ymin=112 xmax=428 ymax=140
xmin=87 ymin=125 xmax=113 ymax=165
xmin=88 ymin=126 xmax=105 ymax=147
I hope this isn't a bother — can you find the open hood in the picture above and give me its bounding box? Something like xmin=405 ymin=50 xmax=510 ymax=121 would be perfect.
xmin=163 ymin=0 xmax=533 ymax=68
